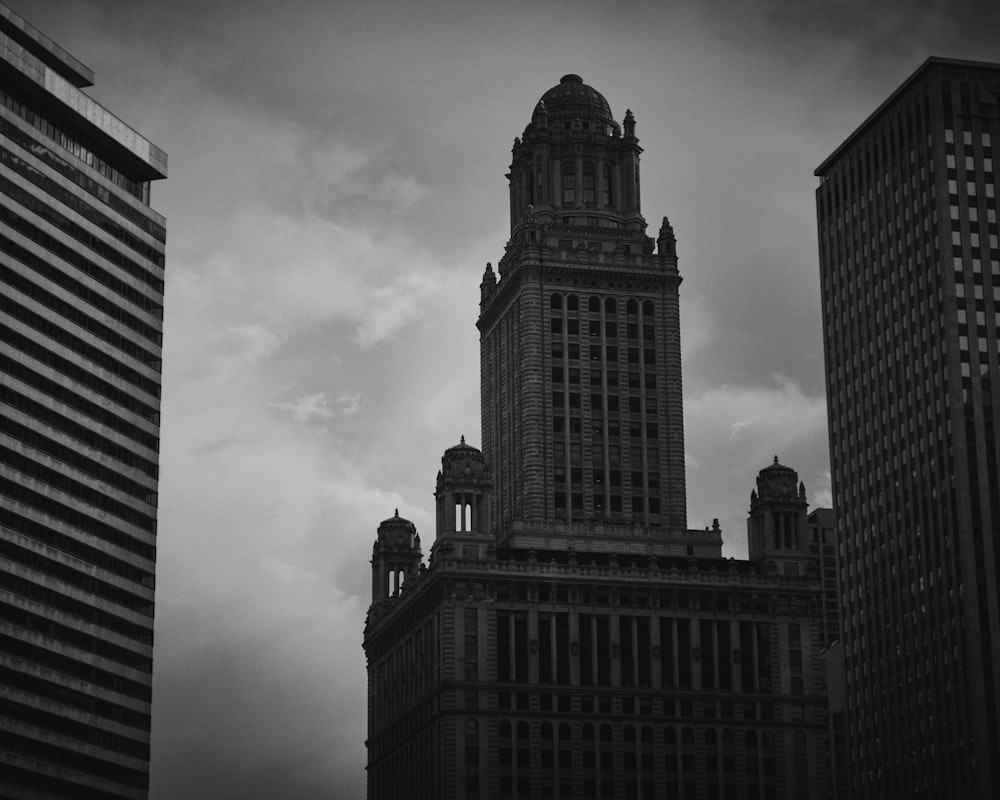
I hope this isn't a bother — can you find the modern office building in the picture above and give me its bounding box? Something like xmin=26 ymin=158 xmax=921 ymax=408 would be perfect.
xmin=365 ymin=74 xmax=832 ymax=800
xmin=805 ymin=508 xmax=839 ymax=649
xmin=1 ymin=4 xmax=166 ymax=798
xmin=815 ymin=57 xmax=1000 ymax=798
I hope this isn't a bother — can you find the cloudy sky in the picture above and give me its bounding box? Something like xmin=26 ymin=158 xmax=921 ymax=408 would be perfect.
xmin=10 ymin=0 xmax=1000 ymax=797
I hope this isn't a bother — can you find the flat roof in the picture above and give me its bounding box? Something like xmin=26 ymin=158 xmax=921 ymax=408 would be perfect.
xmin=0 ymin=1 xmax=93 ymax=87
xmin=814 ymin=56 xmax=1000 ymax=177
xmin=0 ymin=36 xmax=167 ymax=179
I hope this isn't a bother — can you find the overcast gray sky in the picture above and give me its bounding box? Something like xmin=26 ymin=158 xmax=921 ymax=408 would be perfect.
xmin=9 ymin=0 xmax=1000 ymax=797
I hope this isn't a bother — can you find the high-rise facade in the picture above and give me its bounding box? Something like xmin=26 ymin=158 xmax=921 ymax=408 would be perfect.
xmin=815 ymin=57 xmax=1000 ymax=798
xmin=479 ymin=74 xmax=687 ymax=544
xmin=1 ymin=4 xmax=166 ymax=798
xmin=365 ymin=75 xmax=832 ymax=800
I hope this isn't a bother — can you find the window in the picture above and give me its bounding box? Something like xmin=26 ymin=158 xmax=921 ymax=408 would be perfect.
xmin=583 ymin=161 xmax=596 ymax=204
xmin=562 ymin=160 xmax=575 ymax=204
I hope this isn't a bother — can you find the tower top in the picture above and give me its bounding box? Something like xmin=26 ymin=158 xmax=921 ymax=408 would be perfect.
xmin=751 ymin=458 xmax=806 ymax=508
xmin=531 ymin=73 xmax=619 ymax=134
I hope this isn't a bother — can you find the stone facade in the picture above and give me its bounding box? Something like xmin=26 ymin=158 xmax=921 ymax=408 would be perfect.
xmin=365 ymin=75 xmax=831 ymax=800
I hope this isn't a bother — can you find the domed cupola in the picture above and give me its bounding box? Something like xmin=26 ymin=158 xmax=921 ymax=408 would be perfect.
xmin=370 ymin=509 xmax=422 ymax=603
xmin=532 ymin=74 xmax=619 ymax=136
xmin=508 ymin=73 xmax=645 ymax=236
xmin=435 ymin=436 xmax=491 ymax=537
xmin=752 ymin=456 xmax=807 ymax=508
xmin=747 ymin=457 xmax=810 ymax=562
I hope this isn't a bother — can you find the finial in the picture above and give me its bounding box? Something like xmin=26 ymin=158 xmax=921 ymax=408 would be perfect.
xmin=394 ymin=508 xmax=399 ymax=517
xmin=773 ymin=455 xmax=779 ymax=464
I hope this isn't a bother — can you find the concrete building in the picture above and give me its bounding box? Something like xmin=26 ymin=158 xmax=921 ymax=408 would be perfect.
xmin=815 ymin=57 xmax=1000 ymax=798
xmin=805 ymin=508 xmax=839 ymax=649
xmin=365 ymin=74 xmax=831 ymax=800
xmin=0 ymin=4 xmax=166 ymax=797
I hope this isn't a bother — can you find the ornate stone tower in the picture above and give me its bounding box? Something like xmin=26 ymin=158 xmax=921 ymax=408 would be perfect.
xmin=431 ymin=437 xmax=493 ymax=562
xmin=364 ymin=74 xmax=834 ymax=800
xmin=747 ymin=456 xmax=812 ymax=570
xmin=370 ymin=511 xmax=422 ymax=603
xmin=478 ymin=74 xmax=687 ymax=547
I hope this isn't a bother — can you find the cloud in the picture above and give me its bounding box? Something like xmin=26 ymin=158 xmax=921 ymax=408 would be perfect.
xmin=217 ymin=324 xmax=284 ymax=364
xmin=355 ymin=271 xmax=444 ymax=347
xmin=684 ymin=374 xmax=830 ymax=557
xmin=271 ymin=392 xmax=361 ymax=424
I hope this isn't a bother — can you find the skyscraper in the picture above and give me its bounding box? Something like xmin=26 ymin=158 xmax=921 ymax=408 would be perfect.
xmin=366 ymin=74 xmax=832 ymax=800
xmin=1 ymin=4 xmax=166 ymax=797
xmin=815 ymin=57 xmax=1000 ymax=798
xmin=479 ymin=73 xmax=688 ymax=544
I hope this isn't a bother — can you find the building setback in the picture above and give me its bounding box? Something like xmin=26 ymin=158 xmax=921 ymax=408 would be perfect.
xmin=0 ymin=3 xmax=166 ymax=798
xmin=365 ymin=74 xmax=832 ymax=800
xmin=815 ymin=57 xmax=1000 ymax=798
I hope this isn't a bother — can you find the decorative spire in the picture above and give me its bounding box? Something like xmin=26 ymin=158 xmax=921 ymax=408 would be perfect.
xmin=657 ymin=217 xmax=676 ymax=258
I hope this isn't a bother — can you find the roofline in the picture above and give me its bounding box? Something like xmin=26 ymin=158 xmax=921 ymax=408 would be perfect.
xmin=814 ymin=56 xmax=1000 ymax=177
xmin=0 ymin=13 xmax=167 ymax=179
xmin=0 ymin=1 xmax=93 ymax=87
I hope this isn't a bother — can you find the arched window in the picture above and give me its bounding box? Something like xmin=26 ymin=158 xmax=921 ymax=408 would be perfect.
xmin=583 ymin=723 xmax=595 ymax=741
xmin=642 ymin=299 xmax=655 ymax=317
xmin=583 ymin=161 xmax=595 ymax=204
xmin=562 ymin=160 xmax=575 ymax=204
xmin=551 ymin=293 xmax=563 ymax=309
xmin=603 ymin=163 xmax=613 ymax=207
xmin=589 ymin=296 xmax=601 ymax=313
xmin=626 ymin=299 xmax=638 ymax=316
xmin=567 ymin=294 xmax=579 ymax=312
xmin=600 ymin=724 xmax=613 ymax=742
xmin=605 ymin=298 xmax=616 ymax=315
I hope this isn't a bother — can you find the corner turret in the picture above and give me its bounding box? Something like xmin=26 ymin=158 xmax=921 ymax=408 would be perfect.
xmin=370 ymin=510 xmax=422 ymax=603
xmin=747 ymin=457 xmax=813 ymax=575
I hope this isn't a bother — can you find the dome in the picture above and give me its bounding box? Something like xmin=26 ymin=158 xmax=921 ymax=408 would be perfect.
xmin=379 ymin=508 xmax=415 ymax=532
xmin=533 ymin=74 xmax=618 ymax=131
xmin=444 ymin=435 xmax=482 ymax=458
xmin=439 ymin=436 xmax=487 ymax=481
xmin=753 ymin=456 xmax=805 ymax=504
xmin=760 ymin=455 xmax=795 ymax=476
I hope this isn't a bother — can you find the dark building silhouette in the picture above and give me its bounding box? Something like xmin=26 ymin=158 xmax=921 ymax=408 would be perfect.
xmin=815 ymin=57 xmax=1000 ymax=799
xmin=0 ymin=4 xmax=166 ymax=797
xmin=365 ymin=75 xmax=833 ymax=799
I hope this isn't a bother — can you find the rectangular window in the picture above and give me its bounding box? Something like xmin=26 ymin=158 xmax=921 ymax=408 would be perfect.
xmin=583 ymin=162 xmax=596 ymax=204
xmin=562 ymin=161 xmax=575 ymax=204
